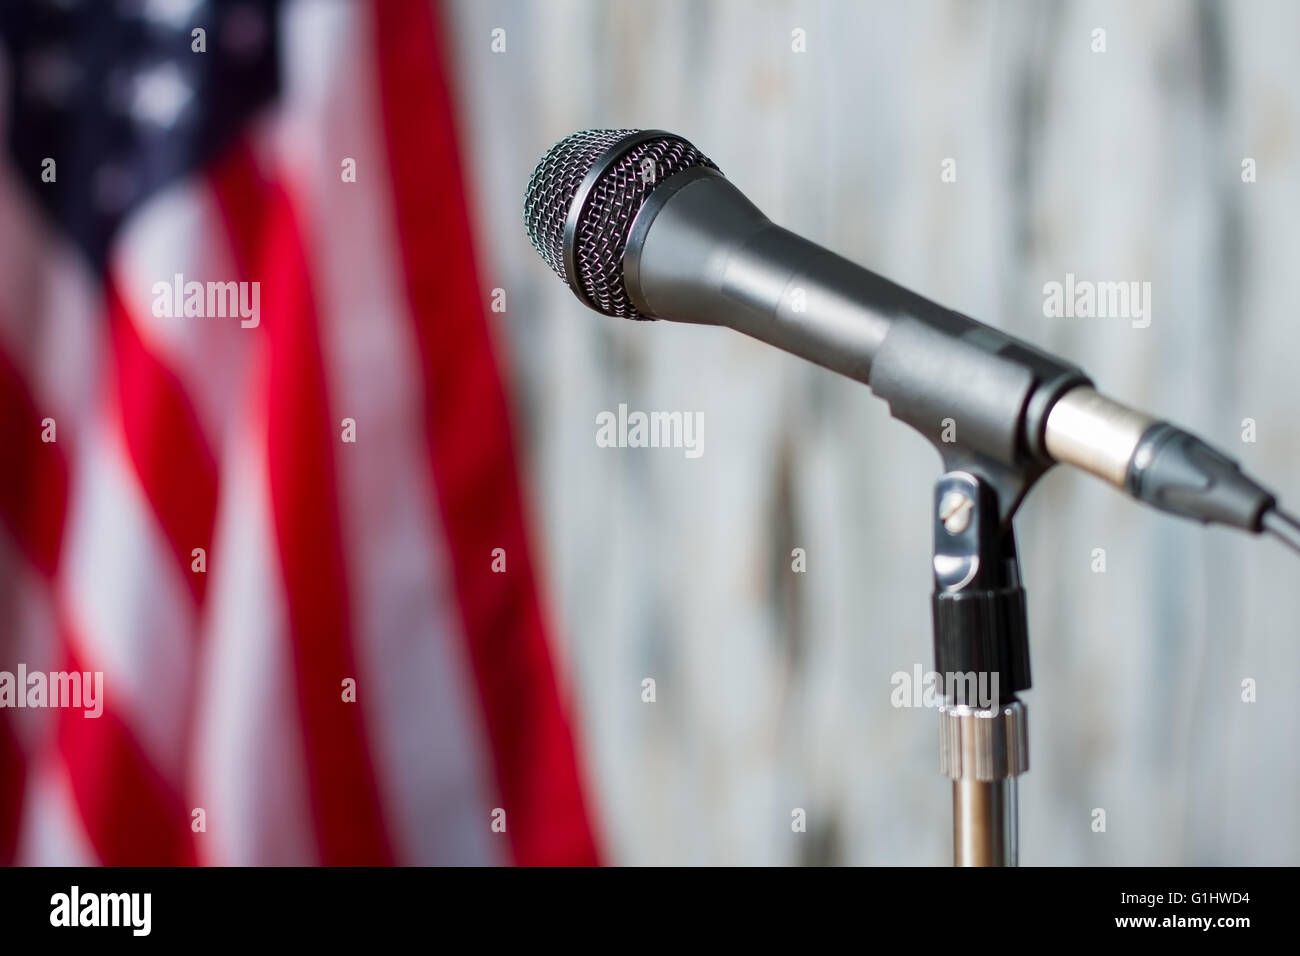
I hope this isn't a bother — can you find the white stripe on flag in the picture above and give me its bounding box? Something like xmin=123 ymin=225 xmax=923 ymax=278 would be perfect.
xmin=58 ymin=406 xmax=196 ymax=784
xmin=190 ymin=396 xmax=318 ymax=865
xmin=109 ymin=177 xmax=255 ymax=451
xmin=14 ymin=755 xmax=98 ymax=866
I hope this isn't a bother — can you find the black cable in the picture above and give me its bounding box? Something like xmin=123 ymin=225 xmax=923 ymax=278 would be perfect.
xmin=1262 ymin=508 xmax=1300 ymax=557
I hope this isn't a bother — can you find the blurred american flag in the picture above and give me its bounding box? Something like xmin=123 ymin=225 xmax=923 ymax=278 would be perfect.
xmin=0 ymin=0 xmax=598 ymax=865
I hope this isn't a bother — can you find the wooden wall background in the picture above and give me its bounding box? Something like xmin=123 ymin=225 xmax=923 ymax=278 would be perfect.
xmin=443 ymin=0 xmax=1300 ymax=864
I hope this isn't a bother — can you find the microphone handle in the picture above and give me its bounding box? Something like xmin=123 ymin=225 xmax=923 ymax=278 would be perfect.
xmin=626 ymin=165 xmax=1085 ymax=477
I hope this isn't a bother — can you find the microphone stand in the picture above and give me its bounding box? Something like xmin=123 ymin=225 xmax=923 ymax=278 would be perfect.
xmin=930 ymin=470 xmax=1032 ymax=866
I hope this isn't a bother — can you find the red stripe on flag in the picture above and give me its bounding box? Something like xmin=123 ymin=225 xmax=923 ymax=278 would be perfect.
xmin=261 ymin=181 xmax=394 ymax=866
xmin=0 ymin=343 xmax=69 ymax=578
xmin=373 ymin=0 xmax=600 ymax=865
xmin=209 ymin=141 xmax=271 ymax=279
xmin=105 ymin=282 xmax=218 ymax=606
xmin=57 ymin=641 xmax=197 ymax=865
xmin=0 ymin=716 xmax=22 ymax=865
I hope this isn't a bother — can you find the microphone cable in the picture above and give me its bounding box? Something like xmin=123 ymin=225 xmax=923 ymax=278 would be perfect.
xmin=1263 ymin=508 xmax=1300 ymax=556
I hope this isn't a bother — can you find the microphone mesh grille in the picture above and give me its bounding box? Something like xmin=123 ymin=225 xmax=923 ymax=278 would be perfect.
xmin=524 ymin=129 xmax=717 ymax=318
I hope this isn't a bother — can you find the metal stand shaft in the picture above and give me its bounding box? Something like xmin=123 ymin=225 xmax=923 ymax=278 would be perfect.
xmin=953 ymin=780 xmax=1017 ymax=866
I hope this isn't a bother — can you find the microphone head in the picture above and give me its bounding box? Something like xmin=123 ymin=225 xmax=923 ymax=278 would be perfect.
xmin=523 ymin=129 xmax=718 ymax=319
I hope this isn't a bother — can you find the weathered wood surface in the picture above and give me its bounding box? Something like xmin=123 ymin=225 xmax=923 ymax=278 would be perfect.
xmin=446 ymin=0 xmax=1300 ymax=864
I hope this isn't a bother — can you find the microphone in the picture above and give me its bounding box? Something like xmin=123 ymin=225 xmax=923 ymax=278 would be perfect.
xmin=524 ymin=128 xmax=1300 ymax=553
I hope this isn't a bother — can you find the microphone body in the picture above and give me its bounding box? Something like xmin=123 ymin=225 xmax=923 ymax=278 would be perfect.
xmin=625 ymin=166 xmax=1086 ymax=488
xmin=525 ymin=129 xmax=1293 ymax=542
